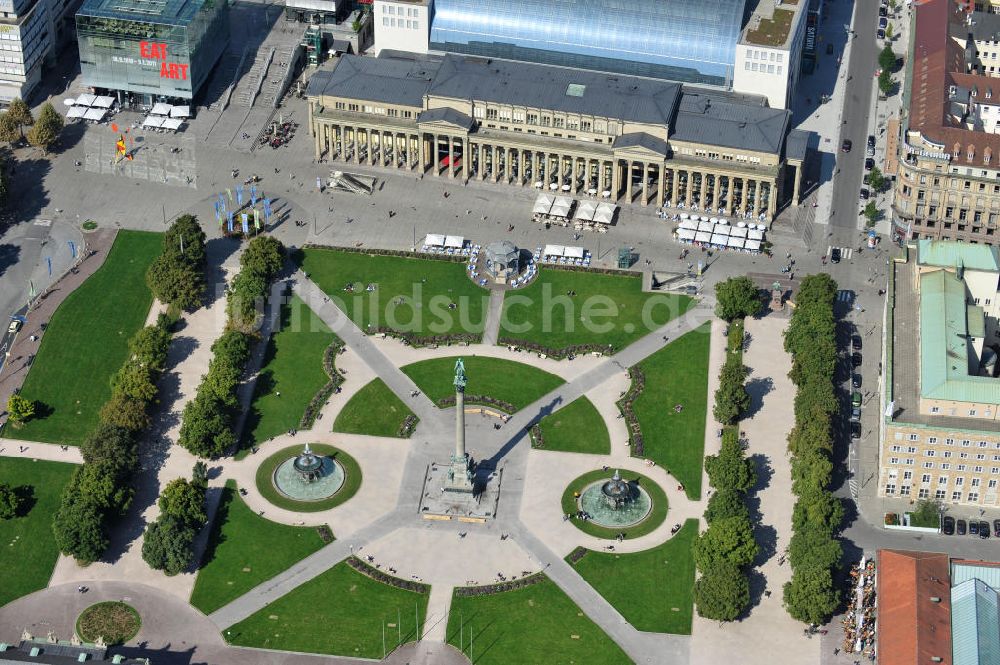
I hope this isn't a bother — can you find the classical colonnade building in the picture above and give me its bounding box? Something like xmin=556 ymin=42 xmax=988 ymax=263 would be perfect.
xmin=307 ymin=53 xmax=809 ymax=220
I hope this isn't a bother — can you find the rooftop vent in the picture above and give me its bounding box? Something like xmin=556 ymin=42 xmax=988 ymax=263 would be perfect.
xmin=29 ymin=647 xmax=40 ymax=657
xmin=930 ymin=596 xmax=941 ymax=602
xmin=77 ymin=653 xmax=88 ymax=662
xmin=566 ymin=84 xmax=586 ymax=97
xmin=931 ymin=658 xmax=943 ymax=663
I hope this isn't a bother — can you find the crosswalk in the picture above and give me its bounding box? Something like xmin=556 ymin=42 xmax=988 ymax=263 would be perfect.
xmin=827 ymin=245 xmax=854 ymax=260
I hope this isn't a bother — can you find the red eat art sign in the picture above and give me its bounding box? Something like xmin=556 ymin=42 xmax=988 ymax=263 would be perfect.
xmin=139 ymin=41 xmax=189 ymax=81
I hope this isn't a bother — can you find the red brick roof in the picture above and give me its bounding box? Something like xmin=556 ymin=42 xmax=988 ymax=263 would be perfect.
xmin=876 ymin=550 xmax=952 ymax=665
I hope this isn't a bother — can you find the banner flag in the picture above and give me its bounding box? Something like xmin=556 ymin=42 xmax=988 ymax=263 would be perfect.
xmin=241 ymin=213 xmax=249 ymax=235
xmin=253 ymin=208 xmax=260 ymax=230
xmin=68 ymin=240 xmax=76 ymax=258
xmin=264 ymin=198 xmax=272 ymax=218
xmin=226 ymin=188 xmax=233 ymax=204
xmin=236 ymin=185 xmax=244 ymax=206
xmin=28 ymin=280 xmax=35 ymax=298
xmin=46 ymin=256 xmax=52 ymax=276
xmin=227 ymin=211 xmax=234 ymax=233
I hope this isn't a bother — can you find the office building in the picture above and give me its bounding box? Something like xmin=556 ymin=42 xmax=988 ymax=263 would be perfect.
xmin=732 ymin=0 xmax=810 ymax=109
xmin=0 ymin=0 xmax=81 ymax=104
xmin=306 ymin=53 xmax=810 ymax=218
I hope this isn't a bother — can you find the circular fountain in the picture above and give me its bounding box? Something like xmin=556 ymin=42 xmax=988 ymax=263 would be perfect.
xmin=272 ymin=443 xmax=345 ymax=501
xmin=578 ymin=470 xmax=652 ymax=528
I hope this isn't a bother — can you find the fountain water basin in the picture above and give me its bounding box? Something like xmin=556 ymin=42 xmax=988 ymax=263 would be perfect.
xmin=273 ymin=455 xmax=345 ymax=501
xmin=578 ymin=476 xmax=652 ymax=528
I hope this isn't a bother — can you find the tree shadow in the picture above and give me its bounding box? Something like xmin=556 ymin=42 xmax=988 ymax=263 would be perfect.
xmin=744 ymin=568 xmax=770 ymax=618
xmin=13 ymin=484 xmax=36 ymax=516
xmin=0 ymin=243 xmax=20 ymax=278
xmin=2 ymin=155 xmax=51 ymax=227
xmin=744 ymin=376 xmax=773 ymax=419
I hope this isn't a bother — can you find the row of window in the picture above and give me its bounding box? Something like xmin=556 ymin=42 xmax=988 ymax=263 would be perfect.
xmin=889 ymin=445 xmax=1000 ymax=460
xmin=888 ymin=469 xmax=998 ymax=487
xmin=745 ymin=49 xmax=784 ymax=63
xmin=885 ymin=485 xmax=982 ymax=501
xmin=894 ymin=434 xmax=1000 ymax=446
xmin=909 ymin=218 xmax=997 ymax=235
xmin=743 ymin=61 xmax=783 ymax=75
xmin=382 ymin=4 xmax=420 ymax=16
xmin=381 ymin=17 xmax=419 ymax=29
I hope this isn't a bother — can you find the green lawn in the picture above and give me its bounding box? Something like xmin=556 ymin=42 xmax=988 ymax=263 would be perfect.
xmin=568 ymin=519 xmax=698 ymax=635
xmin=333 ymin=378 xmax=416 ymax=438
xmin=296 ymin=248 xmax=488 ymax=338
xmin=535 ymin=397 xmax=609 ymax=454
xmin=560 ymin=469 xmax=668 ymax=540
xmin=633 ymin=324 xmax=710 ymax=500
xmin=190 ymin=481 xmax=326 ymax=615
xmin=225 ymin=560 xmax=429 ymax=658
xmin=242 ymin=296 xmax=335 ymax=452
xmin=401 ymin=356 xmax=564 ymax=411
xmin=255 ymin=444 xmax=362 ymax=512
xmin=446 ymin=577 xmax=630 ymax=665
xmin=7 ymin=231 xmax=162 ymax=445
xmin=0 ymin=458 xmax=77 ymax=606
xmin=500 ymin=268 xmax=693 ymax=351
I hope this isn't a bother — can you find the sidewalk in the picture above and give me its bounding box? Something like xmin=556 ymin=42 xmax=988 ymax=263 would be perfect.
xmin=0 ymin=437 xmax=83 ymax=464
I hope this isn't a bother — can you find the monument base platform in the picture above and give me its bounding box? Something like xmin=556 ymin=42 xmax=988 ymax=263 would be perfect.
xmin=419 ymin=461 xmax=502 ymax=521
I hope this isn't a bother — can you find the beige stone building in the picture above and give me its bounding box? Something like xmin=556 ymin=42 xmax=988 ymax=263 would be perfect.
xmin=881 ymin=239 xmax=1000 ymax=506
xmin=306 ymin=53 xmax=809 ymax=219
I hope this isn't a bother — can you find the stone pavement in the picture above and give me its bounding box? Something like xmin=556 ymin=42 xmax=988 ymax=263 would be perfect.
xmin=690 ymin=315 xmax=819 ymax=665
xmin=0 ymin=438 xmax=83 ymax=464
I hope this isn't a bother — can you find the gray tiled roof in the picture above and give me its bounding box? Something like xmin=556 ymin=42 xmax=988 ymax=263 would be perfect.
xmin=307 ymin=56 xmax=440 ymax=107
xmin=417 ymin=107 xmax=474 ymax=130
xmin=786 ymin=128 xmax=810 ymax=161
xmin=672 ymin=88 xmax=790 ymax=154
xmin=428 ymin=55 xmax=682 ymax=126
xmin=613 ymin=132 xmax=669 ymax=155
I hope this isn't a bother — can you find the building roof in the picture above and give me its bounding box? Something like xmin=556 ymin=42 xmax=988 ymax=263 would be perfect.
xmin=427 ymin=0 xmax=746 ymax=84
xmin=0 ymin=640 xmax=145 ymax=665
xmin=953 ymin=559 xmax=1000 ymax=590
xmin=613 ymin=132 xmax=669 ymax=156
xmin=307 ymin=55 xmax=440 ymax=108
xmin=877 ymin=550 xmax=953 ymax=665
xmin=417 ymin=107 xmax=474 ymax=130
xmin=428 ymin=55 xmax=683 ymax=126
xmin=77 ymin=0 xmax=213 ymax=25
xmin=952 ymin=579 xmax=1000 ymax=665
xmin=917 ymin=239 xmax=1000 ymax=272
xmin=672 ymin=89 xmax=790 ymax=154
xmin=786 ymin=128 xmax=810 ymax=162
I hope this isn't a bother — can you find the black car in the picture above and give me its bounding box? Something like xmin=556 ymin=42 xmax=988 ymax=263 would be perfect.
xmin=867 ymin=135 xmax=876 ymax=148
xmin=970 ymin=521 xmax=980 ymax=536
xmin=879 ymin=17 xmax=888 ymax=28
xmin=943 ymin=516 xmax=955 ymax=535
xmin=851 ymin=406 xmax=861 ymax=422
xmin=852 ymin=335 xmax=863 ymax=351
xmin=879 ymin=6 xmax=888 ymax=15
xmin=958 ymin=519 xmax=968 ymax=535
xmin=852 ymin=352 xmax=863 ymax=367
xmin=994 ymin=519 xmax=1000 ymax=535
xmin=877 ymin=28 xmax=886 ymax=39
xmin=865 ymin=157 xmax=875 ymax=170
xmin=850 ymin=421 xmax=861 ymax=440
xmin=831 ymin=247 xmax=841 ymax=263
xmin=859 ymin=188 xmax=870 ymax=200
xmin=980 ymin=521 xmax=990 ymax=539
xmin=852 ymin=374 xmax=863 ymax=389
xmin=842 ymin=139 xmax=853 ymax=152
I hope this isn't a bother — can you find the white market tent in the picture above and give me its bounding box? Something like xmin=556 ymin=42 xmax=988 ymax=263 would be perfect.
xmin=730 ymin=226 xmax=749 ymax=239
xmin=161 ymin=117 xmax=183 ymax=130
xmin=143 ymin=116 xmax=164 ymax=128
xmin=424 ymin=233 xmax=446 ymax=247
xmin=444 ymin=235 xmax=465 ymax=249
xmin=745 ymin=239 xmax=762 ymax=252
xmin=695 ymin=231 xmax=712 ymax=243
xmin=550 ymin=196 xmax=573 ymax=218
xmin=748 ymin=229 xmax=765 ymax=240
xmin=532 ymin=193 xmax=554 ymax=215
xmin=564 ymin=246 xmax=585 ymax=259
xmin=170 ymin=105 xmax=191 ymax=118
xmin=93 ymin=96 xmax=115 ymax=108
xmin=75 ymin=93 xmax=97 ymax=107
xmin=575 ymin=201 xmax=597 ymax=221
xmin=595 ymin=202 xmax=616 ymax=224
xmin=83 ymin=108 xmax=106 ymax=121
xmin=150 ymin=102 xmax=172 ymax=116
xmin=713 ymin=224 xmax=731 ymax=236
xmin=727 ymin=237 xmax=744 ymax=249
xmin=678 ymin=220 xmax=698 ymax=231
xmin=677 ymin=228 xmax=696 ymax=241
xmin=697 ymin=220 xmax=714 ymax=233
xmin=66 ymin=107 xmax=87 ymax=119
xmin=543 ymin=244 xmax=565 ymax=257
xmin=710 ymin=233 xmax=728 ymax=246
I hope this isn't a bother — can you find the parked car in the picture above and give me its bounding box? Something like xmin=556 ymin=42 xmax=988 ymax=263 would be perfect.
xmin=958 ymin=519 xmax=968 ymax=535
xmin=994 ymin=519 xmax=1000 ymax=535
xmin=877 ymin=28 xmax=886 ymax=39
xmin=852 ymin=392 xmax=863 ymax=408
xmin=879 ymin=6 xmax=888 ymax=16
xmin=852 ymin=352 xmax=863 ymax=367
xmin=879 ymin=17 xmax=888 ymax=28
xmin=865 ymin=157 xmax=875 ymax=170
xmin=7 ymin=319 xmax=21 ymax=334
xmin=852 ymin=374 xmax=863 ymax=389
xmin=866 ymin=144 xmax=876 ymax=158
xmin=851 ymin=406 xmax=861 ymax=422
xmin=860 ymin=188 xmax=870 ymax=200
xmin=942 ymin=516 xmax=955 ymax=535
xmin=831 ymin=247 xmax=841 ymax=263
xmin=863 ymin=173 xmax=871 ymax=186
xmin=867 ymin=135 xmax=877 ymax=147
xmin=842 ymin=139 xmax=853 ymax=152
xmin=970 ymin=520 xmax=980 ymax=536
xmin=851 ymin=421 xmax=861 ymax=440
xmin=852 ymin=335 xmax=863 ymax=351
xmin=980 ymin=521 xmax=990 ymax=539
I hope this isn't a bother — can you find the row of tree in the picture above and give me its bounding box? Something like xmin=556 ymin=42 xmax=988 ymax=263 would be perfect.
xmin=177 ymin=236 xmax=284 ymax=458
xmin=141 ymin=463 xmax=208 ymax=575
xmin=782 ymin=273 xmax=844 ymax=624
xmin=146 ymin=214 xmax=208 ymax=312
xmin=52 ymin=313 xmax=175 ymax=563
xmin=0 ymin=98 xmax=64 ymax=153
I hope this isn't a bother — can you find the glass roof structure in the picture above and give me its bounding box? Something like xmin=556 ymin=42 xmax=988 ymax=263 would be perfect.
xmin=77 ymin=0 xmax=210 ymax=25
xmin=429 ymin=0 xmax=747 ymax=86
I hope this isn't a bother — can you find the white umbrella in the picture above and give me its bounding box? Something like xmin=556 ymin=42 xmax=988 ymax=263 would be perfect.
xmin=62 ymin=98 xmax=76 ymax=107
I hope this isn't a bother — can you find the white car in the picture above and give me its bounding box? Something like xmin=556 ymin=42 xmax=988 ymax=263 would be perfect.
xmin=7 ymin=320 xmax=21 ymax=334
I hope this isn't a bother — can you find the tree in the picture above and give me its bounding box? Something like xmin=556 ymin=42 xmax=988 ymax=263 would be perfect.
xmin=75 ymin=460 xmax=134 ymax=516
xmin=0 ymin=113 xmax=18 ymax=144
xmin=792 ymin=488 xmax=844 ymax=534
xmin=99 ymin=393 xmax=150 ymax=432
xmin=863 ymin=201 xmax=879 ymax=226
xmin=706 ymin=430 xmax=757 ymax=493
xmin=241 ymin=235 xmax=285 ymax=279
xmin=145 ymin=255 xmax=205 ymax=311
xmin=141 ymin=516 xmax=196 ymax=575
xmin=783 ymin=566 xmax=840 ymax=625
xmin=713 ymin=359 xmax=750 ymax=426
xmin=26 ymin=102 xmax=63 ymax=153
xmin=790 ymin=448 xmax=834 ymax=496
xmin=704 ymin=488 xmax=750 ymax=525
xmin=80 ymin=423 xmax=136 ymax=468
xmin=191 ymin=461 xmax=208 ymax=489
xmin=0 ymin=482 xmax=23 ymax=519
xmin=868 ymin=166 xmax=885 ymax=193
xmin=714 ymin=277 xmax=761 ymax=321
xmin=693 ymin=516 xmax=760 ymax=570
xmin=129 ymin=322 xmax=172 ymax=371
xmin=885 ymin=23 xmax=894 ymax=41
xmin=52 ymin=486 xmax=108 ymax=564
xmin=112 ymin=361 xmax=158 ymax=402
xmin=178 ymin=392 xmax=236 ymax=458
xmin=788 ymin=525 xmax=843 ymax=573
xmin=878 ymin=44 xmax=896 ymax=73
xmin=158 ymin=478 xmax=207 ymax=527
xmin=878 ymin=68 xmax=893 ymax=96
xmin=6 ymin=393 xmax=35 ymax=426
xmin=226 ymin=269 xmax=268 ymax=331
xmin=694 ymin=561 xmax=750 ymax=621
xmin=163 ymin=215 xmax=207 ymax=267
xmin=5 ymin=98 xmax=32 ymax=139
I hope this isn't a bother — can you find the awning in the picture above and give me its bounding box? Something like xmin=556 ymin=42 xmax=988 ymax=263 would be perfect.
xmin=595 ymin=202 xmax=617 ymax=224
xmin=710 ymin=233 xmax=728 ymax=246
xmin=745 ymin=239 xmax=761 ymax=251
xmin=713 ymin=224 xmax=731 ymax=236
xmin=150 ymin=102 xmax=172 ymax=116
xmin=748 ymin=229 xmax=764 ymax=240
xmin=170 ymin=105 xmax=191 ymax=118
xmin=143 ymin=116 xmax=164 ymax=128
xmin=424 ymin=234 xmax=446 ymax=247
xmin=574 ymin=201 xmax=597 ymax=221
xmin=695 ymin=231 xmax=712 ymax=243
xmin=92 ymin=96 xmax=115 ymax=108
xmin=444 ymin=235 xmax=464 ymax=249
xmin=83 ymin=108 xmax=106 ymax=121
xmin=66 ymin=107 xmax=87 ymax=119
xmin=678 ymin=220 xmax=698 ymax=231
xmin=161 ymin=117 xmax=183 ymax=130
xmin=75 ymin=93 xmax=97 ymax=107
xmin=532 ymin=194 xmax=554 ymax=215
xmin=677 ymin=228 xmax=697 ymax=241
xmin=549 ymin=199 xmax=572 ymax=218
xmin=564 ymin=246 xmax=585 ymax=259
xmin=543 ymin=244 xmax=565 ymax=257
xmin=697 ymin=221 xmax=715 ymax=233
xmin=726 ymin=237 xmax=745 ymax=249
xmin=330 ymin=39 xmax=351 ymax=54
xmin=729 ymin=227 xmax=749 ymax=238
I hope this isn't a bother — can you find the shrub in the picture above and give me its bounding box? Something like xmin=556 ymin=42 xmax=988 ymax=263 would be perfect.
xmin=693 ymin=516 xmax=759 ymax=570
xmin=714 ymin=277 xmax=761 ymax=321
xmin=0 ymin=482 xmax=23 ymax=519
xmin=158 ymin=478 xmax=207 ymax=528
xmin=6 ymin=393 xmax=35 ymax=426
xmin=241 ymin=236 xmax=285 ymax=279
xmin=693 ymin=561 xmax=750 ymax=621
xmin=52 ymin=483 xmax=108 ymax=565
xmin=141 ymin=516 xmax=196 ymax=576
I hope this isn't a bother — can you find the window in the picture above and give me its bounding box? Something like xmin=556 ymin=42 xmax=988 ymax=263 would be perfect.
xmin=382 ymin=17 xmax=389 ymax=26
xmin=970 ymin=409 xmax=978 ymax=416
xmin=936 ymin=489 xmax=947 ymax=499
xmin=745 ymin=61 xmax=751 ymax=71
xmin=919 ymin=488 xmax=930 ymax=498
xmin=942 ymin=463 xmax=952 ymax=470
xmin=939 ymin=476 xmax=949 ymax=485
xmin=904 ymin=471 xmax=914 ymax=480
xmin=922 ymin=474 xmax=932 ymax=483
xmin=925 ymin=450 xmax=936 ymax=457
xmin=890 ymin=457 xmax=900 ymax=465
xmin=959 ymin=464 xmax=968 ymax=471
xmin=900 ymin=485 xmax=911 ymax=496
xmin=978 ymin=454 xmax=986 ymax=460
xmin=486 ymin=108 xmax=498 ymax=120
xmin=976 ymin=466 xmax=985 ymax=473
xmin=885 ymin=484 xmax=896 ymax=495
xmin=908 ymin=446 xmax=918 ymax=453
xmin=953 ymin=490 xmax=963 ymax=500
xmin=929 ymin=437 xmax=938 ymax=444
xmin=956 ymin=477 xmax=965 ymax=486
xmin=972 ymin=477 xmax=982 ymax=487
xmin=526 ymin=113 xmax=538 ymax=125
xmin=944 ymin=451 xmax=953 ymax=458
xmin=946 ymin=438 xmax=956 ymax=445
xmin=924 ymin=462 xmax=935 ymax=469
xmin=968 ymin=492 xmax=980 ymax=502
xmin=891 ymin=445 xmax=902 ymax=452
xmin=990 ymin=479 xmax=998 ymax=489
xmin=909 ymin=434 xmax=920 ymax=441
xmin=553 ymin=117 xmax=564 ymax=129
xmin=980 ymin=441 xmax=989 ymax=448
xmin=962 ymin=439 xmax=972 ymax=447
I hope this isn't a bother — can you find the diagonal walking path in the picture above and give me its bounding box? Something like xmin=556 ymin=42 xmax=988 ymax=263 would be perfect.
xmin=480 ymin=289 xmax=504 ymax=346
xmin=0 ymin=437 xmax=83 ymax=464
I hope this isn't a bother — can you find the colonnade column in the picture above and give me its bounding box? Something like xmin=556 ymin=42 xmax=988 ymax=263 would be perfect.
xmin=699 ymin=173 xmax=708 ymax=209
xmin=671 ymin=168 xmax=679 ymax=205
xmin=792 ymin=164 xmax=802 ymax=205
xmin=641 ymin=162 xmax=649 ymax=206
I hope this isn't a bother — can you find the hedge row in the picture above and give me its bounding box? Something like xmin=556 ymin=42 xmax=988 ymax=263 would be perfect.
xmin=298 ymin=337 xmax=345 ymax=430
xmin=302 ymin=243 xmax=466 ymax=263
xmin=615 ymin=366 xmax=646 ymax=456
xmin=373 ymin=326 xmax=480 ymax=348
xmin=347 ymin=556 xmax=430 ymax=594
xmin=781 ymin=274 xmax=844 ymax=625
xmin=497 ymin=338 xmax=613 ymax=360
xmin=453 ymin=572 xmax=545 ymax=597
xmin=397 ymin=414 xmax=419 ymax=438
xmin=436 ymin=394 xmax=515 ymax=413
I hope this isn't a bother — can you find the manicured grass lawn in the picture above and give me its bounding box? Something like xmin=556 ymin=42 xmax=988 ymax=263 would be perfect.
xmin=401 ymin=356 xmax=564 ymax=411
xmin=225 ymin=560 xmax=428 ymax=658
xmin=7 ymin=231 xmax=162 ymax=445
xmin=190 ymin=481 xmax=326 ymax=615
xmin=76 ymin=602 xmax=141 ymax=644
xmin=560 ymin=469 xmax=668 ymax=540
xmin=242 ymin=296 xmax=335 ymax=452
xmin=296 ymin=248 xmax=488 ymax=338
xmin=568 ymin=519 xmax=698 ymax=635
xmin=500 ymin=268 xmax=693 ymax=351
xmin=333 ymin=378 xmax=416 ymax=438
xmin=535 ymin=397 xmax=609 ymax=454
xmin=254 ymin=444 xmax=362 ymax=512
xmin=446 ymin=577 xmax=629 ymax=664
xmin=633 ymin=324 xmax=710 ymax=500
xmin=0 ymin=457 xmax=76 ymax=607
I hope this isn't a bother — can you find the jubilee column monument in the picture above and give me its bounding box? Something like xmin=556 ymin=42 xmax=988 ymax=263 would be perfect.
xmin=446 ymin=358 xmax=475 ymax=493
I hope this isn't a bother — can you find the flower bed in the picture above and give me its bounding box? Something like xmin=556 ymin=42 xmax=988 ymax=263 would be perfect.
xmin=453 ymin=572 xmax=546 ymax=597
xmin=497 ymin=338 xmax=613 ymax=361
xmin=566 ymin=546 xmax=588 ymax=564
xmin=435 ymin=394 xmax=516 ymax=413
xmin=615 ymin=366 xmax=646 ymax=456
xmin=298 ymin=337 xmax=345 ymax=430
xmin=397 ymin=414 xmax=419 ymax=438
xmin=374 ymin=327 xmax=480 ymax=349
xmin=302 ymin=243 xmax=467 ymax=264
xmin=346 ymin=556 xmax=430 ymax=594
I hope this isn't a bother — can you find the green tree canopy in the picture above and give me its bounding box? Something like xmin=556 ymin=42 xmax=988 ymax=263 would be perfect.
xmin=75 ymin=460 xmax=134 ymax=516
xmin=878 ymin=44 xmax=896 ymax=72
xmin=80 ymin=423 xmax=137 ymax=469
xmin=7 ymin=393 xmax=35 ymax=426
xmin=694 ymin=561 xmax=750 ymax=622
xmin=0 ymin=482 xmax=24 ymax=519
xmin=163 ymin=214 xmax=207 ymax=268
xmin=878 ymin=68 xmax=893 ymax=95
xmin=158 ymin=478 xmax=207 ymax=527
xmin=693 ymin=515 xmax=760 ymax=570
xmin=6 ymin=98 xmax=32 ymax=132
xmin=703 ymin=488 xmax=750 ymax=525
xmin=868 ymin=166 xmax=885 ymax=193
xmin=178 ymin=392 xmax=236 ymax=458
xmin=129 ymin=322 xmax=172 ymax=371
xmin=705 ymin=429 xmax=757 ymax=493
xmin=26 ymin=102 xmax=63 ymax=153
xmin=713 ymin=359 xmax=751 ymax=426
xmin=783 ymin=566 xmax=840 ymax=625
xmin=141 ymin=516 xmax=196 ymax=576
xmin=790 ymin=448 xmax=834 ymax=496
xmin=0 ymin=113 xmax=19 ymax=143
xmin=52 ymin=485 xmax=108 ymax=564
xmin=192 ymin=461 xmax=209 ymax=489
xmin=714 ymin=277 xmax=761 ymax=321
xmin=99 ymin=392 xmax=150 ymax=432
xmin=791 ymin=488 xmax=845 ymax=534
xmin=788 ymin=525 xmax=843 ymax=573
xmin=864 ymin=200 xmax=880 ymax=225
xmin=145 ymin=256 xmax=205 ymax=311
xmin=112 ymin=361 xmax=158 ymax=402
xmin=241 ymin=235 xmax=285 ymax=279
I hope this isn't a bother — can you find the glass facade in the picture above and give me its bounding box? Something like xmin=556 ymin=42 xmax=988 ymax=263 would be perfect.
xmin=76 ymin=0 xmax=229 ymax=102
xmin=429 ymin=0 xmax=745 ymax=86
